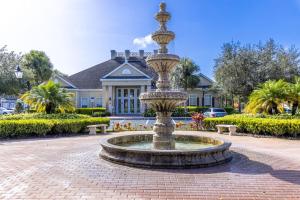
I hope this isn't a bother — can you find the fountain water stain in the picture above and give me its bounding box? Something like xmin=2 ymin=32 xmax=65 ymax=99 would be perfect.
xmin=100 ymin=2 xmax=232 ymax=168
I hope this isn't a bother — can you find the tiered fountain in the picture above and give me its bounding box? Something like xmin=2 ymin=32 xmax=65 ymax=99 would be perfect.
xmin=99 ymin=3 xmax=232 ymax=168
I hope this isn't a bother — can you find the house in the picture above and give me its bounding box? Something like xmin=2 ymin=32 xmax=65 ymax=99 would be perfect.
xmin=53 ymin=50 xmax=220 ymax=115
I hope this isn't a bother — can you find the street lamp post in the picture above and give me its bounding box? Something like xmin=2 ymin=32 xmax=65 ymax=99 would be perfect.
xmin=15 ymin=65 xmax=30 ymax=91
xmin=14 ymin=65 xmax=23 ymax=79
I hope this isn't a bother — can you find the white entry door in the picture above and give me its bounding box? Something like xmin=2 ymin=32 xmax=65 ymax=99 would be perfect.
xmin=116 ymin=88 xmax=140 ymax=114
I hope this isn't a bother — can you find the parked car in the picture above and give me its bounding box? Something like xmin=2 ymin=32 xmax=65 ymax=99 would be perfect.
xmin=0 ymin=107 xmax=14 ymax=114
xmin=203 ymin=108 xmax=227 ymax=118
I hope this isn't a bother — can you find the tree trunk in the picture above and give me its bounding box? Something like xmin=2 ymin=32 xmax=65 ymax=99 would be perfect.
xmin=45 ymin=103 xmax=55 ymax=114
xmin=292 ymin=101 xmax=298 ymax=115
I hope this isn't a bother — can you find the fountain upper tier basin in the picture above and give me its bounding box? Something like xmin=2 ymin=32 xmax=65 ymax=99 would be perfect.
xmin=99 ymin=133 xmax=232 ymax=168
xmin=146 ymin=54 xmax=180 ymax=72
xmin=140 ymin=91 xmax=188 ymax=111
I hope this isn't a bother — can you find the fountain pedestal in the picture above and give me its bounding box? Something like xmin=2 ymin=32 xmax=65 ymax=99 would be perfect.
xmin=153 ymin=112 xmax=175 ymax=149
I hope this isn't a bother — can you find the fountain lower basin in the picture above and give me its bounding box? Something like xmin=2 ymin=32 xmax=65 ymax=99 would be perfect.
xmin=99 ymin=133 xmax=232 ymax=168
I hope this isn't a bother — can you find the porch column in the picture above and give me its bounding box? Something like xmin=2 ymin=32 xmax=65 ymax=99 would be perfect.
xmin=140 ymin=85 xmax=145 ymax=113
xmin=108 ymin=85 xmax=113 ymax=113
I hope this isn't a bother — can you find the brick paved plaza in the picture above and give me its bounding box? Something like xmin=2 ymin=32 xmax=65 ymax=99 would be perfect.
xmin=0 ymin=131 xmax=300 ymax=200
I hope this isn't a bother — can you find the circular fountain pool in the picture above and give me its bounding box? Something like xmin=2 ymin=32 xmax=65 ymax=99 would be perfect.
xmin=99 ymin=133 xmax=232 ymax=168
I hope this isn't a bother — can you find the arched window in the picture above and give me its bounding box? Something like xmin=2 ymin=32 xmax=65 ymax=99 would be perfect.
xmin=122 ymin=68 xmax=132 ymax=75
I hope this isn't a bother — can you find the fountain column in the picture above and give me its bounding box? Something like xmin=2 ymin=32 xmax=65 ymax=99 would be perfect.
xmin=140 ymin=3 xmax=188 ymax=150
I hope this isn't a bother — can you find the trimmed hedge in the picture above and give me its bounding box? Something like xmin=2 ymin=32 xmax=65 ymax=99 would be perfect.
xmin=75 ymin=108 xmax=107 ymax=115
xmin=204 ymin=115 xmax=300 ymax=137
xmin=0 ymin=113 xmax=90 ymax=120
xmin=143 ymin=106 xmax=236 ymax=117
xmin=0 ymin=117 xmax=110 ymax=138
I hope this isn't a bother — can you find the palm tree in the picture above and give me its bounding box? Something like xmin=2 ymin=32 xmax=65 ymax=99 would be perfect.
xmin=245 ymin=79 xmax=288 ymax=114
xmin=21 ymin=80 xmax=75 ymax=114
xmin=286 ymin=77 xmax=300 ymax=115
xmin=171 ymin=58 xmax=200 ymax=91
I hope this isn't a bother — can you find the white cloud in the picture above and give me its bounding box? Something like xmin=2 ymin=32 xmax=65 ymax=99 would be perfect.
xmin=133 ymin=34 xmax=154 ymax=48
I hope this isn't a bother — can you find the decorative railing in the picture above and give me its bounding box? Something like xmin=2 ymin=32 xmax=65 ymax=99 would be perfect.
xmin=116 ymin=52 xmax=153 ymax=58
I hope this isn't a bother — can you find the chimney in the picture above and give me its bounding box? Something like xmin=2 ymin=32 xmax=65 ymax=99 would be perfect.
xmin=125 ymin=50 xmax=130 ymax=61
xmin=153 ymin=50 xmax=158 ymax=55
xmin=139 ymin=50 xmax=144 ymax=58
xmin=110 ymin=50 xmax=116 ymax=59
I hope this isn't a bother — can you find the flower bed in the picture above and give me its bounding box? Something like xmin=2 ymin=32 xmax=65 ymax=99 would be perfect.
xmin=204 ymin=114 xmax=300 ymax=137
xmin=0 ymin=114 xmax=110 ymax=138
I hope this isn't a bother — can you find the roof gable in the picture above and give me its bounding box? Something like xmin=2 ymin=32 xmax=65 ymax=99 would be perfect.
xmin=52 ymin=75 xmax=77 ymax=89
xmin=102 ymin=62 xmax=151 ymax=79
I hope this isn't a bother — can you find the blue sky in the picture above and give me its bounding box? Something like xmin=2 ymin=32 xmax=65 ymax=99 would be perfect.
xmin=1 ymin=0 xmax=300 ymax=78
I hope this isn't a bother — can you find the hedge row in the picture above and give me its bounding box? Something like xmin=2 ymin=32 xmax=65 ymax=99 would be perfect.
xmin=75 ymin=108 xmax=109 ymax=116
xmin=0 ymin=113 xmax=90 ymax=120
xmin=143 ymin=106 xmax=236 ymax=117
xmin=203 ymin=115 xmax=300 ymax=137
xmin=0 ymin=117 xmax=110 ymax=138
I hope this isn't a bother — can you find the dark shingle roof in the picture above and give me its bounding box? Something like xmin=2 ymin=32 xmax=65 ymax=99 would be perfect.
xmin=67 ymin=57 xmax=155 ymax=89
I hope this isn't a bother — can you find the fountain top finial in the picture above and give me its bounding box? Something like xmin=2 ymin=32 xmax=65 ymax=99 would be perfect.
xmin=159 ymin=2 xmax=166 ymax=11
xmin=152 ymin=2 xmax=175 ymax=54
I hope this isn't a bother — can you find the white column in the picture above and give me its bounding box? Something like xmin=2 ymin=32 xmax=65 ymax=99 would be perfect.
xmin=108 ymin=85 xmax=113 ymax=113
xmin=147 ymin=84 xmax=151 ymax=92
xmin=140 ymin=85 xmax=145 ymax=113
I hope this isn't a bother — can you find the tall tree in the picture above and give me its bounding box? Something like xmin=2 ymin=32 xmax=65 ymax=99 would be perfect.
xmin=0 ymin=46 xmax=21 ymax=95
xmin=214 ymin=39 xmax=300 ymax=105
xmin=171 ymin=58 xmax=200 ymax=91
xmin=22 ymin=50 xmax=53 ymax=85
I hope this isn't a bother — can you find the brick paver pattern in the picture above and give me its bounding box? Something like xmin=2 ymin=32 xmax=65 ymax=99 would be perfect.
xmin=0 ymin=131 xmax=300 ymax=200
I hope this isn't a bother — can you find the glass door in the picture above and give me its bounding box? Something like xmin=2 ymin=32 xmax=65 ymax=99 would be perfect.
xmin=116 ymin=88 xmax=140 ymax=114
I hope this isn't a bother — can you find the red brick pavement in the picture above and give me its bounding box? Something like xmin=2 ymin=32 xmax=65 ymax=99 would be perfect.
xmin=0 ymin=131 xmax=300 ymax=200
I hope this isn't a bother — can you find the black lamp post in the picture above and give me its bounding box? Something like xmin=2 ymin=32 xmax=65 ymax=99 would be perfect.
xmin=14 ymin=65 xmax=23 ymax=79
xmin=15 ymin=65 xmax=30 ymax=91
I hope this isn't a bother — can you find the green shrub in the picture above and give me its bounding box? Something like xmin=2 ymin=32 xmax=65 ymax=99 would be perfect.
xmin=92 ymin=111 xmax=111 ymax=117
xmin=223 ymin=107 xmax=236 ymax=114
xmin=0 ymin=113 xmax=90 ymax=120
xmin=143 ymin=108 xmax=156 ymax=117
xmin=203 ymin=115 xmax=300 ymax=137
xmin=51 ymin=118 xmax=110 ymax=134
xmin=0 ymin=116 xmax=110 ymax=138
xmin=75 ymin=107 xmax=107 ymax=115
xmin=0 ymin=120 xmax=53 ymax=137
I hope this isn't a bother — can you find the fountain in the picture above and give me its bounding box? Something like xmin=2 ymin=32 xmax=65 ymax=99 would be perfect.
xmin=99 ymin=3 xmax=232 ymax=168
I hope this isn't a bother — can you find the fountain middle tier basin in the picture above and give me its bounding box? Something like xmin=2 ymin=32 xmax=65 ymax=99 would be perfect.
xmin=99 ymin=133 xmax=232 ymax=168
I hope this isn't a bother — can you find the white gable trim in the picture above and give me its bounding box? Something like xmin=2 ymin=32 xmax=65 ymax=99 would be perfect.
xmin=53 ymin=75 xmax=77 ymax=89
xmin=102 ymin=62 xmax=151 ymax=79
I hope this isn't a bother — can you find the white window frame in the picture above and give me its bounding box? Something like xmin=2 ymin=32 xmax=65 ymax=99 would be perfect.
xmin=80 ymin=97 xmax=89 ymax=108
xmin=204 ymin=94 xmax=212 ymax=107
xmin=189 ymin=94 xmax=198 ymax=106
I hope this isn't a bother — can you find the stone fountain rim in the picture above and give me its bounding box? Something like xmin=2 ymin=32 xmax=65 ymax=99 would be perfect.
xmin=99 ymin=133 xmax=231 ymax=155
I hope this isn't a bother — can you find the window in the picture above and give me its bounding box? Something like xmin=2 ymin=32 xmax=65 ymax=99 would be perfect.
xmin=122 ymin=68 xmax=132 ymax=75
xmin=204 ymin=94 xmax=212 ymax=106
xmin=95 ymin=97 xmax=103 ymax=107
xmin=189 ymin=94 xmax=198 ymax=106
xmin=81 ymin=97 xmax=88 ymax=108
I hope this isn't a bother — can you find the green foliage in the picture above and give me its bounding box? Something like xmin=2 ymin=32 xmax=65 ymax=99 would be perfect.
xmin=143 ymin=106 xmax=234 ymax=117
xmin=204 ymin=114 xmax=300 ymax=137
xmin=21 ymin=80 xmax=75 ymax=114
xmin=0 ymin=46 xmax=25 ymax=95
xmin=245 ymin=80 xmax=288 ymax=114
xmin=0 ymin=115 xmax=110 ymax=138
xmin=14 ymin=100 xmax=24 ymax=114
xmin=22 ymin=50 xmax=53 ymax=85
xmin=75 ymin=107 xmax=106 ymax=115
xmin=214 ymin=39 xmax=300 ymax=100
xmin=0 ymin=113 xmax=90 ymax=120
xmin=171 ymin=57 xmax=200 ymax=90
